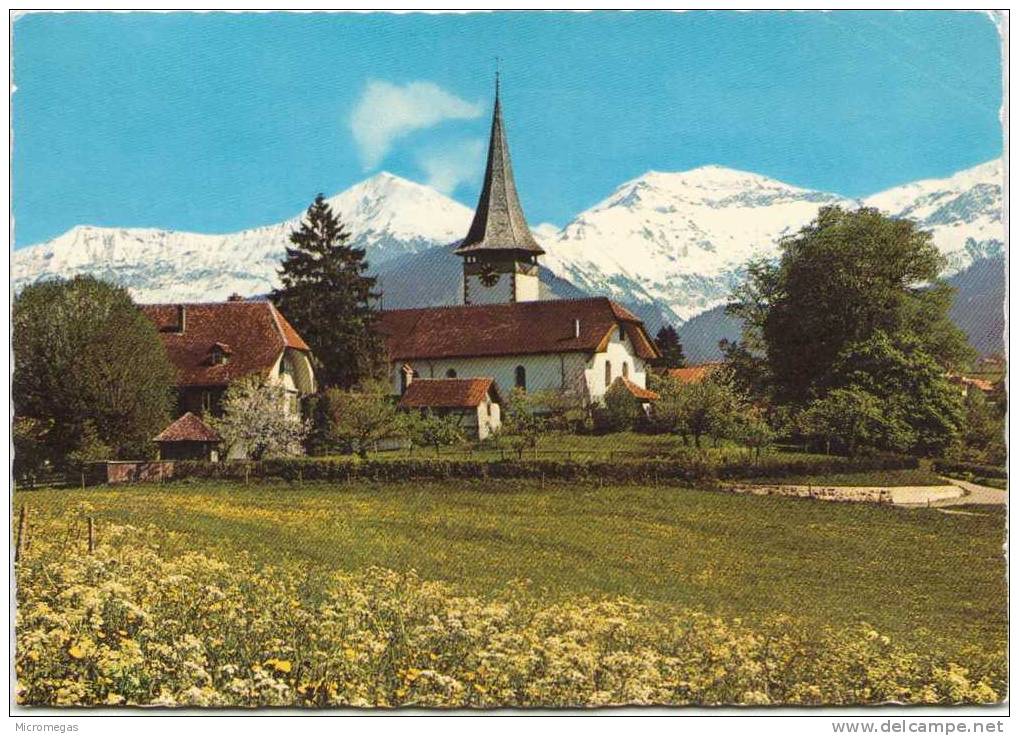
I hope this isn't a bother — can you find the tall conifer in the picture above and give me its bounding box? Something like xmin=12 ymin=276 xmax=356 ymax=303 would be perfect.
xmin=271 ymin=194 xmax=385 ymax=389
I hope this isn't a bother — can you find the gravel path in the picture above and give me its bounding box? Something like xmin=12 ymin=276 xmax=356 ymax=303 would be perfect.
xmin=930 ymin=477 xmax=1007 ymax=507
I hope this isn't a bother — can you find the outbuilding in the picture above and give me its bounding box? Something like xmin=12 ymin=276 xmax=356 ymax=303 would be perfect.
xmin=153 ymin=412 xmax=222 ymax=461
xmin=397 ymin=377 xmax=503 ymax=440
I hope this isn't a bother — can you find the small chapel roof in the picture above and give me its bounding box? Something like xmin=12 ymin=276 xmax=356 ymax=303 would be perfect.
xmin=454 ymin=77 xmax=545 ymax=257
xmin=398 ymin=378 xmax=502 ymax=409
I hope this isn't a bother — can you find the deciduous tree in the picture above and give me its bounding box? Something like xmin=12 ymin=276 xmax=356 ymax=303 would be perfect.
xmin=215 ymin=375 xmax=309 ymax=460
xmin=13 ymin=275 xmax=175 ymax=464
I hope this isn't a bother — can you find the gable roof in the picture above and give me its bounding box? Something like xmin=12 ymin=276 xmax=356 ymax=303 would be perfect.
xmin=667 ymin=363 xmax=723 ymax=385
xmin=612 ymin=376 xmax=660 ymax=401
xmin=378 ymin=297 xmax=659 ymax=362
xmin=398 ymin=378 xmax=501 ymax=409
xmin=153 ymin=412 xmax=221 ymax=443
xmin=141 ymin=300 xmax=310 ymax=387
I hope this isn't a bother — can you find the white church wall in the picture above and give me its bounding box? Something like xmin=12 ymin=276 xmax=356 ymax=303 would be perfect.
xmin=392 ymin=352 xmax=589 ymax=398
xmin=390 ymin=340 xmax=648 ymax=405
xmin=582 ymin=326 xmax=651 ymax=401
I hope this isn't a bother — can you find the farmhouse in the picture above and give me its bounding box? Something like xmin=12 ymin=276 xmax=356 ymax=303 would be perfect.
xmin=141 ymin=297 xmax=316 ymax=418
xmin=377 ymin=80 xmax=660 ymax=405
xmin=398 ymin=378 xmax=503 ymax=440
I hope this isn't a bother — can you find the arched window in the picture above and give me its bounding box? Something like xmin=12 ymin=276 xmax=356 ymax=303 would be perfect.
xmin=604 ymin=360 xmax=612 ymax=387
xmin=515 ymin=365 xmax=527 ymax=390
xmin=622 ymin=362 xmax=629 ymax=378
xmin=446 ymin=368 xmax=457 ymax=378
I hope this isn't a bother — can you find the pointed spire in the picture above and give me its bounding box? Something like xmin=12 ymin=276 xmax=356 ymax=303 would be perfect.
xmin=454 ymin=76 xmax=544 ymax=256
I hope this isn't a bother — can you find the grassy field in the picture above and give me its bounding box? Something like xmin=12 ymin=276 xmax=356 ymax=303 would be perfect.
xmin=15 ymin=479 xmax=1005 ymax=659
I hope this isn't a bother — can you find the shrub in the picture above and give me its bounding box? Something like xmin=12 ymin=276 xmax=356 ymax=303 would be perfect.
xmin=932 ymin=460 xmax=1007 ymax=481
xmin=169 ymin=452 xmax=918 ymax=487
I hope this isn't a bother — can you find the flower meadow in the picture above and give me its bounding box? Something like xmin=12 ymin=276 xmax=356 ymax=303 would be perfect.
xmin=14 ymin=506 xmax=1004 ymax=708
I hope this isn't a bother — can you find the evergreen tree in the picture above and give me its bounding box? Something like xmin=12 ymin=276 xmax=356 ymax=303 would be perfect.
xmin=653 ymin=325 xmax=686 ymax=368
xmin=271 ymin=194 xmax=385 ymax=389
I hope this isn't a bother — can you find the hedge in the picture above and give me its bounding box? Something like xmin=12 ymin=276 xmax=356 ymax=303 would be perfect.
xmin=933 ymin=459 xmax=1007 ymax=481
xmin=171 ymin=452 xmax=918 ymax=486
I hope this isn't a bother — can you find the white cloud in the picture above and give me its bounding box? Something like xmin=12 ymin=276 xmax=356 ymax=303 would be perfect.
xmin=350 ymin=80 xmax=484 ymax=169
xmin=417 ymin=139 xmax=486 ymax=195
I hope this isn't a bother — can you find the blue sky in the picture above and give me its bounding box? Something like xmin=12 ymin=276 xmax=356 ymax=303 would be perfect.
xmin=12 ymin=11 xmax=1003 ymax=248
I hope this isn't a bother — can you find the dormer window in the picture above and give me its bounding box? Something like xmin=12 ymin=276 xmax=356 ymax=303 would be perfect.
xmin=208 ymin=342 xmax=232 ymax=366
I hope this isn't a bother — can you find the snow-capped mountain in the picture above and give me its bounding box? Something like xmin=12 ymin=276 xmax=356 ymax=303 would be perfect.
xmin=863 ymin=159 xmax=1004 ymax=272
xmin=538 ymin=166 xmax=854 ymax=320
xmin=12 ymin=159 xmax=1004 ymax=337
xmin=12 ymin=172 xmax=472 ymax=302
xmin=537 ymin=161 xmax=1003 ymax=321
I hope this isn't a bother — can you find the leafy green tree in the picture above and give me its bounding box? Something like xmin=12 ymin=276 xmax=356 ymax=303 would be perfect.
xmin=12 ymin=417 xmax=51 ymax=485
xmin=730 ymin=407 xmax=776 ymax=461
xmin=650 ymin=373 xmax=741 ymax=449
xmin=328 ymin=381 xmax=405 ymax=458
xmin=597 ymin=380 xmax=643 ymax=432
xmin=653 ymin=325 xmax=686 ymax=369
xmin=799 ymin=387 xmax=887 ymax=456
xmin=502 ymin=388 xmax=549 ymax=460
xmin=214 ymin=375 xmax=309 ymax=460
xmin=13 ymin=275 xmax=175 ymax=463
xmin=727 ymin=206 xmax=974 ymax=405
xmin=957 ymin=390 xmax=1006 ymax=465
xmin=66 ymin=421 xmax=113 ymax=468
xmin=271 ymin=194 xmax=386 ymax=389
xmin=829 ymin=332 xmax=963 ymax=455
xmin=407 ymin=410 xmax=466 ymax=456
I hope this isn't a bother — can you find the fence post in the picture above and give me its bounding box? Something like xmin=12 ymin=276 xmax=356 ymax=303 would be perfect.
xmin=15 ymin=505 xmax=28 ymax=563
xmin=87 ymin=516 xmax=95 ymax=555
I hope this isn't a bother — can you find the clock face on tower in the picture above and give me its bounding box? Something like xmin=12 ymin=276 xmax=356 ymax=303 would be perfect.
xmin=479 ymin=263 xmax=500 ymax=287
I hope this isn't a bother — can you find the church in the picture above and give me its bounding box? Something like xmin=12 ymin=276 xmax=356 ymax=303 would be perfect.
xmin=377 ymin=80 xmax=660 ymax=416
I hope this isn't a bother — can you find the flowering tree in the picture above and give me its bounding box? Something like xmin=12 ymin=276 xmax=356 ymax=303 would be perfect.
xmin=214 ymin=375 xmax=309 ymax=460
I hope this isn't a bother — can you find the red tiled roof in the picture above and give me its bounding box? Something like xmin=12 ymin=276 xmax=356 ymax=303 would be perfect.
xmin=667 ymin=363 xmax=722 ymax=385
xmin=378 ymin=297 xmax=659 ymax=362
xmin=140 ymin=300 xmax=310 ymax=387
xmin=398 ymin=378 xmax=500 ymax=409
xmin=153 ymin=412 xmax=221 ymax=443
xmin=613 ymin=376 xmax=659 ymax=401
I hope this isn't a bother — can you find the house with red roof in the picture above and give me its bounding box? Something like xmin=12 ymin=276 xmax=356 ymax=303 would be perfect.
xmin=141 ymin=296 xmax=316 ymax=420
xmin=398 ymin=378 xmax=503 ymax=440
xmin=377 ymin=83 xmax=660 ymax=409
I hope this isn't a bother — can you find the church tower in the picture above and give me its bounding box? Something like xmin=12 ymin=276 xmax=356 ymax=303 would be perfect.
xmin=455 ymin=77 xmax=545 ymax=305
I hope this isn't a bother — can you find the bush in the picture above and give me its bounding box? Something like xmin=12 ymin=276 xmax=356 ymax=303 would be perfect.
xmin=171 ymin=452 xmax=919 ymax=487
xmin=932 ymin=460 xmax=1007 ymax=481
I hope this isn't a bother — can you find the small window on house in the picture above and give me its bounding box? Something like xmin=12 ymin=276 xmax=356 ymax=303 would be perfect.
xmin=412 ymin=370 xmax=420 ymax=379
xmin=618 ymin=325 xmax=626 ymax=342
xmin=515 ymin=365 xmax=526 ymax=390
xmin=446 ymin=368 xmax=457 ymax=378
xmin=280 ymin=355 xmax=292 ymax=376
xmin=604 ymin=360 xmax=612 ymax=387
xmin=202 ymin=390 xmax=212 ymax=413
xmin=622 ymin=362 xmax=629 ymax=378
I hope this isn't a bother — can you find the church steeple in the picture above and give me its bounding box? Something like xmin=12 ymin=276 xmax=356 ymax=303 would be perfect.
xmin=455 ymin=77 xmax=544 ymax=258
xmin=456 ymin=77 xmax=544 ymax=305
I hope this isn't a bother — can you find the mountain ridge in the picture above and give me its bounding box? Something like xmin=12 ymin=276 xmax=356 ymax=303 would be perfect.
xmin=13 ymin=159 xmax=1003 ymax=351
